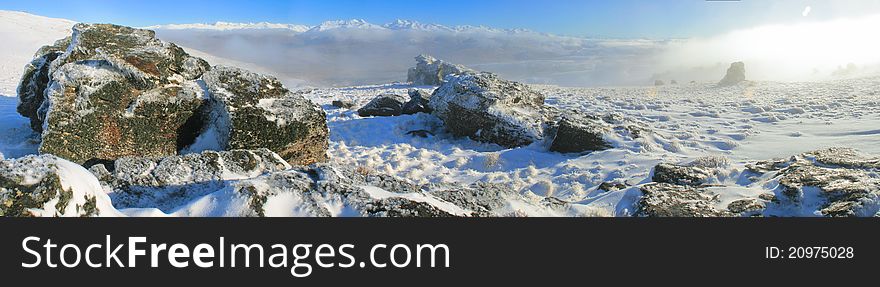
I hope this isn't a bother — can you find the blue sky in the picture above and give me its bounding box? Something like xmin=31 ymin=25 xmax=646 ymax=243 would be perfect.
xmin=2 ymin=0 xmax=880 ymax=38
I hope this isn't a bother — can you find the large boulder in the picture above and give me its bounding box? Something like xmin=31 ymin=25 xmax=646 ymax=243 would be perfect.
xmin=718 ymin=61 xmax=746 ymax=86
xmin=17 ymin=23 xmax=328 ymax=166
xmin=17 ymin=24 xmax=211 ymax=164
xmin=199 ymin=66 xmax=329 ymax=165
xmin=428 ymin=72 xmax=547 ymax=147
xmin=357 ymin=93 xmax=407 ymax=117
xmin=548 ymin=114 xmax=612 ymax=153
xmin=406 ymin=54 xmax=473 ymax=86
xmin=1 ymin=155 xmax=117 ymax=217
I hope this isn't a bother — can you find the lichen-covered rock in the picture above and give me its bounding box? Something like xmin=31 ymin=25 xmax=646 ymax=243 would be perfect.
xmin=406 ymin=54 xmax=473 ymax=86
xmin=18 ymin=23 xmax=212 ymax=164
xmin=652 ymin=163 xmax=714 ymax=186
xmin=1 ymin=155 xmax=117 ymax=217
xmin=548 ymin=114 xmax=612 ymax=153
xmin=748 ymin=147 xmax=880 ymax=217
xmin=635 ymin=183 xmax=732 ymax=217
xmin=40 ymin=61 xmax=208 ymax=164
xmin=402 ymin=89 xmax=432 ymax=115
xmin=199 ymin=65 xmax=329 ymax=165
xmin=428 ymin=72 xmax=547 ymax=147
xmin=54 ymin=24 xmax=210 ymax=89
xmin=718 ymin=62 xmax=746 ymax=86
xmin=727 ymin=198 xmax=765 ymax=216
xmin=357 ymin=93 xmax=407 ymax=117
xmin=18 ymin=24 xmax=329 ymax=167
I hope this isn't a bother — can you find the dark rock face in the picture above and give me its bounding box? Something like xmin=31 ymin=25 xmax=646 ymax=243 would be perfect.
xmin=652 ymin=163 xmax=713 ymax=186
xmin=428 ymin=72 xmax=547 ymax=147
xmin=718 ymin=62 xmax=746 ymax=86
xmin=548 ymin=115 xmax=612 ymax=153
xmin=331 ymin=100 xmax=355 ymax=109
xmin=636 ymin=183 xmax=732 ymax=217
xmin=200 ymin=66 xmax=329 ymax=165
xmin=17 ymin=23 xmax=328 ymax=166
xmin=406 ymin=54 xmax=473 ymax=86
xmin=401 ymin=89 xmax=432 ymax=115
xmin=357 ymin=93 xmax=407 ymax=117
xmin=749 ymin=147 xmax=880 ymax=217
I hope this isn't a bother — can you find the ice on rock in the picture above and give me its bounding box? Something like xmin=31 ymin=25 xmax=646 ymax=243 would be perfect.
xmin=406 ymin=54 xmax=474 ymax=86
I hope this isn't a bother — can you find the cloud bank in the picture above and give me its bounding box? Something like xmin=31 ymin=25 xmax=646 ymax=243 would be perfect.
xmin=151 ymin=15 xmax=880 ymax=88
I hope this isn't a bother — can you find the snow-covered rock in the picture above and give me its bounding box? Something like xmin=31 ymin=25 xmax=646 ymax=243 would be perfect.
xmin=17 ymin=23 xmax=328 ymax=166
xmin=199 ymin=65 xmax=329 ymax=165
xmin=19 ymin=23 xmax=211 ymax=164
xmin=1 ymin=154 xmax=118 ymax=217
xmin=636 ymin=183 xmax=733 ymax=217
xmin=406 ymin=54 xmax=473 ymax=86
xmin=718 ymin=61 xmax=746 ymax=86
xmin=357 ymin=93 xmax=407 ymax=117
xmin=548 ymin=114 xmax=612 ymax=153
xmin=749 ymin=147 xmax=880 ymax=217
xmin=428 ymin=72 xmax=547 ymax=147
xmin=401 ymin=89 xmax=432 ymax=115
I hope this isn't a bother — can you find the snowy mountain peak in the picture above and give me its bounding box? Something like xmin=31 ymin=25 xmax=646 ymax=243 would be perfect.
xmin=382 ymin=19 xmax=450 ymax=31
xmin=308 ymin=19 xmax=384 ymax=32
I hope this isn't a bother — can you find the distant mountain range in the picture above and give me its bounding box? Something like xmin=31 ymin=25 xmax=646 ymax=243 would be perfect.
xmin=147 ymin=19 xmax=542 ymax=35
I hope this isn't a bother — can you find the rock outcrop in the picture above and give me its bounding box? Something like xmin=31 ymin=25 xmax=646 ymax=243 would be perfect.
xmin=718 ymin=61 xmax=746 ymax=86
xmin=406 ymin=54 xmax=473 ymax=86
xmin=199 ymin=66 xmax=329 ymax=165
xmin=748 ymin=147 xmax=880 ymax=217
xmin=548 ymin=114 xmax=612 ymax=153
xmin=428 ymin=72 xmax=548 ymax=147
xmin=17 ymin=23 xmax=328 ymax=166
xmin=636 ymin=183 xmax=732 ymax=217
xmin=357 ymin=93 xmax=407 ymax=117
xmin=1 ymin=155 xmax=116 ymax=217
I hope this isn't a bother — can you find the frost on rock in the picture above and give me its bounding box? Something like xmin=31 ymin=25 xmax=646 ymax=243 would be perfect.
xmin=18 ymin=23 xmax=212 ymax=164
xmin=1 ymin=155 xmax=118 ymax=217
xmin=718 ymin=61 xmax=746 ymax=86
xmin=17 ymin=23 xmax=329 ymax=166
xmin=748 ymin=147 xmax=880 ymax=217
xmin=428 ymin=72 xmax=548 ymax=147
xmin=201 ymin=65 xmax=329 ymax=165
xmin=94 ymin=148 xmax=290 ymax=211
xmin=406 ymin=54 xmax=474 ymax=86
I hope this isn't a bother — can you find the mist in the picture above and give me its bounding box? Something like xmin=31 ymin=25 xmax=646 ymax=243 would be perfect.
xmin=153 ymin=14 xmax=880 ymax=88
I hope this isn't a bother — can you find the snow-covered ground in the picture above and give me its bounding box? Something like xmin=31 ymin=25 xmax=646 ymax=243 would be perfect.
xmin=303 ymin=77 xmax=880 ymax=215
